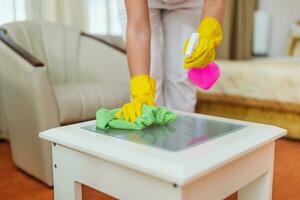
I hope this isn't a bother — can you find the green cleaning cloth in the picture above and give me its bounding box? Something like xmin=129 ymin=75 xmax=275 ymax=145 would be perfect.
xmin=96 ymin=105 xmax=176 ymax=130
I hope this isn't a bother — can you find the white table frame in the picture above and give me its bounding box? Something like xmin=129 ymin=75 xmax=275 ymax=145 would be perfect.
xmin=40 ymin=112 xmax=286 ymax=200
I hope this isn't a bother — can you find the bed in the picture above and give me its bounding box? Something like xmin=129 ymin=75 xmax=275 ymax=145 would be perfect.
xmin=196 ymin=58 xmax=300 ymax=139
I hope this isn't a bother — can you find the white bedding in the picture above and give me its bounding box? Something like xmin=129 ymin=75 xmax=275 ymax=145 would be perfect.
xmin=201 ymin=58 xmax=300 ymax=105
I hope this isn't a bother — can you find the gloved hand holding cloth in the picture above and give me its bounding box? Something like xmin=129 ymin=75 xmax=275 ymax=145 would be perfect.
xmin=183 ymin=17 xmax=223 ymax=69
xmin=97 ymin=105 xmax=176 ymax=130
xmin=115 ymin=74 xmax=156 ymax=122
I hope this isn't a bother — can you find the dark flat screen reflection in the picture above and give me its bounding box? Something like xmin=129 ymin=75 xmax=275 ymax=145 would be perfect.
xmin=81 ymin=115 xmax=246 ymax=152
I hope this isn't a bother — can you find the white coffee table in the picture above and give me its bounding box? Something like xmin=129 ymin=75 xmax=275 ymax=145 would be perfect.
xmin=39 ymin=111 xmax=286 ymax=200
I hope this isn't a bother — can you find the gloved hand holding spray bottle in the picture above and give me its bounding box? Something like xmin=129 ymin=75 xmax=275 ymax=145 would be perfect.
xmin=183 ymin=17 xmax=222 ymax=90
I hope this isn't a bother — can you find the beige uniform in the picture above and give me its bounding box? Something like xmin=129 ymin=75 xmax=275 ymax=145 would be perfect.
xmin=119 ymin=0 xmax=203 ymax=112
xmin=149 ymin=0 xmax=203 ymax=9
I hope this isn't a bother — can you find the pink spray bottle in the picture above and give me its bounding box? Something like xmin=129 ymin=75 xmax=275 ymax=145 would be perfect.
xmin=184 ymin=33 xmax=220 ymax=90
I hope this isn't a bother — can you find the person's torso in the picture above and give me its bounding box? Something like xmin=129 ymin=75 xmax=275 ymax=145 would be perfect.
xmin=149 ymin=0 xmax=203 ymax=9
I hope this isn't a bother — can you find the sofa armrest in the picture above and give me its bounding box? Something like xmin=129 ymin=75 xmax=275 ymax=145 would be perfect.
xmin=78 ymin=32 xmax=130 ymax=83
xmin=0 ymin=40 xmax=59 ymax=185
xmin=0 ymin=28 xmax=44 ymax=67
xmin=81 ymin=32 xmax=126 ymax=54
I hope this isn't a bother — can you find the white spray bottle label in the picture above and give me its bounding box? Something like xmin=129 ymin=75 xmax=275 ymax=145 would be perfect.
xmin=185 ymin=33 xmax=199 ymax=57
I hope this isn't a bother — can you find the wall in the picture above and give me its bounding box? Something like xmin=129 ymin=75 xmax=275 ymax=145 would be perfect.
xmin=259 ymin=0 xmax=300 ymax=56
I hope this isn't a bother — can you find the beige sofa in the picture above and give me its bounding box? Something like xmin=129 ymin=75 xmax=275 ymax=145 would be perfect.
xmin=0 ymin=90 xmax=8 ymax=140
xmin=0 ymin=21 xmax=130 ymax=186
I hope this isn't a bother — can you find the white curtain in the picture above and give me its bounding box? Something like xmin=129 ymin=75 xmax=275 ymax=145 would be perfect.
xmin=0 ymin=0 xmax=57 ymax=26
xmin=0 ymin=0 xmax=27 ymax=25
xmin=56 ymin=0 xmax=88 ymax=30
xmin=38 ymin=0 xmax=123 ymax=35
xmin=0 ymin=0 xmax=122 ymax=34
xmin=25 ymin=0 xmax=87 ymax=31
xmin=87 ymin=0 xmax=122 ymax=35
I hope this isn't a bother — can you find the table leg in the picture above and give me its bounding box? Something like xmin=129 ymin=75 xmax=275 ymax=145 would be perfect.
xmin=53 ymin=173 xmax=82 ymax=200
xmin=238 ymin=169 xmax=273 ymax=200
xmin=53 ymin=142 xmax=82 ymax=200
xmin=238 ymin=142 xmax=275 ymax=200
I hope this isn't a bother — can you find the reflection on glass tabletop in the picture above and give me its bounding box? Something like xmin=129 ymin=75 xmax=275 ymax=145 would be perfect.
xmin=81 ymin=115 xmax=246 ymax=152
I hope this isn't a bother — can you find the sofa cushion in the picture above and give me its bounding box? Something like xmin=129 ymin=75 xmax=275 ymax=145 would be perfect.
xmin=53 ymin=82 xmax=129 ymax=125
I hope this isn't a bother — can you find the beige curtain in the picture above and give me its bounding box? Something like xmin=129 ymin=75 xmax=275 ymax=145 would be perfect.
xmin=56 ymin=0 xmax=87 ymax=30
xmin=217 ymin=0 xmax=257 ymax=60
xmin=26 ymin=0 xmax=87 ymax=31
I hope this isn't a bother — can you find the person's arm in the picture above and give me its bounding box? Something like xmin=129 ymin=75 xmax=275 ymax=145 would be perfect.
xmin=115 ymin=0 xmax=156 ymax=122
xmin=201 ymin=0 xmax=225 ymax=23
xmin=124 ymin=0 xmax=151 ymax=76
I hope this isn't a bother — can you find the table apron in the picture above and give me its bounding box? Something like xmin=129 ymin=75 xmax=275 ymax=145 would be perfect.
xmin=51 ymin=141 xmax=275 ymax=200
xmin=52 ymin=143 xmax=182 ymax=200
xmin=182 ymin=142 xmax=275 ymax=200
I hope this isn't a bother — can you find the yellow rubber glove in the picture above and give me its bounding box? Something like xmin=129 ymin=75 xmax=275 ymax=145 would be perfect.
xmin=183 ymin=17 xmax=222 ymax=69
xmin=115 ymin=75 xmax=156 ymax=122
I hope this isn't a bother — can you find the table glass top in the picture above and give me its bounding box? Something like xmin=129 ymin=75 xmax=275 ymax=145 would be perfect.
xmin=81 ymin=115 xmax=246 ymax=152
